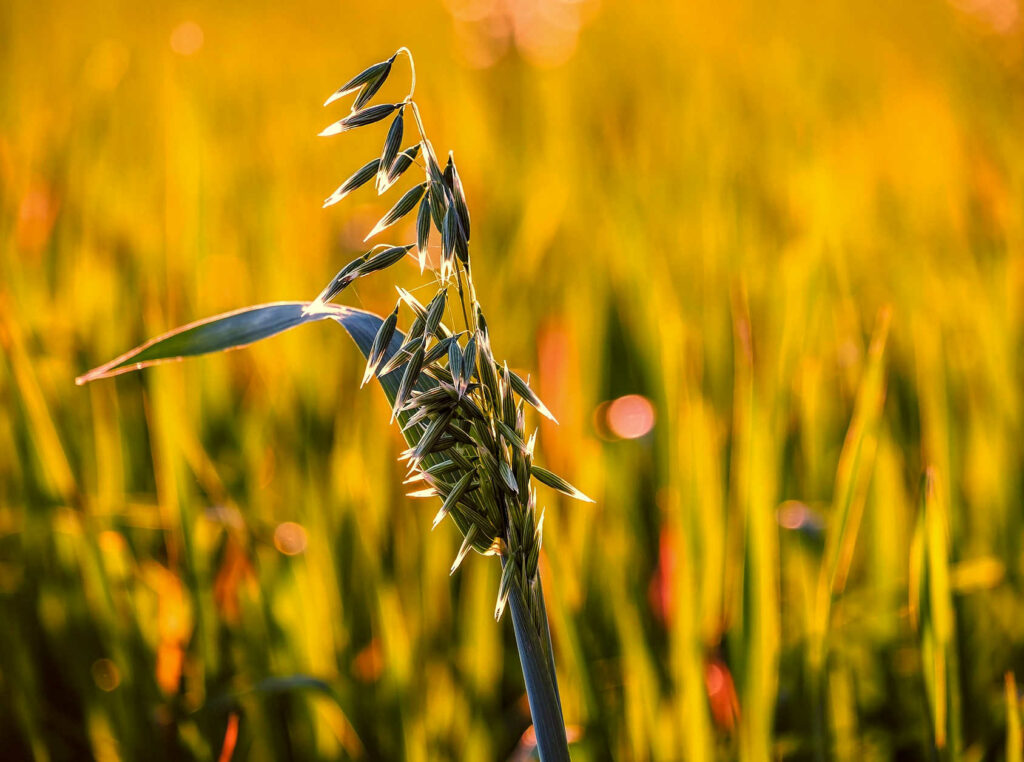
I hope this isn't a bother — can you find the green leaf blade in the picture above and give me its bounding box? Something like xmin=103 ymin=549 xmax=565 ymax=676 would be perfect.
xmin=75 ymin=302 xmax=352 ymax=384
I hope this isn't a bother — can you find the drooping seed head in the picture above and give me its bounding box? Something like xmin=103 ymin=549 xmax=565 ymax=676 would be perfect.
xmin=360 ymin=243 xmax=414 ymax=275
xmin=423 ymin=289 xmax=448 ymax=338
xmin=531 ymin=464 xmax=594 ymax=503
xmin=365 ymin=184 xmax=426 ymax=241
xmin=446 ymin=152 xmax=471 ymax=241
xmin=320 ymin=103 xmax=401 ymax=137
xmin=415 ymin=193 xmax=431 ymax=273
xmin=386 ymin=145 xmax=421 ymax=188
xmin=323 ymin=158 xmax=381 ymax=208
xmin=433 ymin=470 xmax=475 ymax=530
xmin=362 ymin=302 xmax=400 ymax=386
xmin=323 ymin=54 xmax=396 ymax=107
xmin=376 ymin=107 xmax=405 ymax=192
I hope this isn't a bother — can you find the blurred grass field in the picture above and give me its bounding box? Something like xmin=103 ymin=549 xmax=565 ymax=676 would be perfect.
xmin=2 ymin=0 xmax=1024 ymax=759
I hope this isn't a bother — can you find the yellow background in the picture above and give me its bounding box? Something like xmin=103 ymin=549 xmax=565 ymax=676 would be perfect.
xmin=2 ymin=0 xmax=1023 ymax=759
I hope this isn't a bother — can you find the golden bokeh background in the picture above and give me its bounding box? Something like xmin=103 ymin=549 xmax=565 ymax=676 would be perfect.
xmin=2 ymin=0 xmax=1024 ymax=759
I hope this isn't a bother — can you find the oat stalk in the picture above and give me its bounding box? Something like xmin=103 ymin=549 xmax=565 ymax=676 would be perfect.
xmin=317 ymin=48 xmax=585 ymax=761
xmin=77 ymin=49 xmax=589 ymax=761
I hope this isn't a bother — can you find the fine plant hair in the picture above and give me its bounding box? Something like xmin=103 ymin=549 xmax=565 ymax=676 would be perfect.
xmin=78 ymin=48 xmax=587 ymax=761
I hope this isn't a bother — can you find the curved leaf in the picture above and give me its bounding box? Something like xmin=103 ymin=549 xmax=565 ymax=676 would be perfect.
xmin=76 ymin=300 xmax=438 ymax=406
xmin=76 ymin=297 xmax=441 ymax=454
xmin=77 ymin=302 xmax=366 ymax=384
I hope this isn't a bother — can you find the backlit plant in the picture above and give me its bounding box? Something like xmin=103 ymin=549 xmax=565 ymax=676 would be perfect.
xmin=78 ymin=48 xmax=588 ymax=761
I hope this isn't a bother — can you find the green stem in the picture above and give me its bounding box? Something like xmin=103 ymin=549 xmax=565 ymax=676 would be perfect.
xmin=508 ymin=575 xmax=570 ymax=762
xmin=535 ymin=578 xmax=564 ymax=717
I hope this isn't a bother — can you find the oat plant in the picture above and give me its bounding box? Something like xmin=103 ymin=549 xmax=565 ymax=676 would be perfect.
xmin=77 ymin=48 xmax=588 ymax=761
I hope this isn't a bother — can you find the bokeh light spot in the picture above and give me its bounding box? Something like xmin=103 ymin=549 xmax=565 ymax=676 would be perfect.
xmin=605 ymin=394 xmax=655 ymax=439
xmin=777 ymin=502 xmax=808 ymax=530
xmin=91 ymin=658 xmax=121 ymax=692
xmin=949 ymin=0 xmax=1019 ymax=34
xmin=273 ymin=522 xmax=308 ymax=556
xmin=776 ymin=501 xmax=825 ymax=534
xmin=170 ymin=22 xmax=204 ymax=56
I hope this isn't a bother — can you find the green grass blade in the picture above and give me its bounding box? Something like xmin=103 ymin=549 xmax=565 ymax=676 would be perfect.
xmin=76 ymin=302 xmax=368 ymax=384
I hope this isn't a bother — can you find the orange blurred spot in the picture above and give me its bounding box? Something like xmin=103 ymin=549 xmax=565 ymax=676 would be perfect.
xmin=606 ymin=394 xmax=655 ymax=439
xmin=949 ymin=0 xmax=1019 ymax=34
xmin=515 ymin=723 xmax=584 ymax=756
xmin=447 ymin=0 xmax=595 ymax=68
xmin=648 ymin=524 xmax=677 ymax=625
xmin=91 ymin=658 xmax=121 ymax=692
xmin=98 ymin=529 xmax=126 ymax=554
xmin=705 ymin=659 xmax=740 ymax=732
xmin=218 ymin=713 xmax=240 ymax=762
xmin=214 ymin=536 xmax=257 ymax=623
xmin=170 ymin=22 xmax=204 ymax=56
xmin=15 ymin=185 xmax=58 ymax=255
xmin=273 ymin=522 xmax=308 ymax=555
xmin=353 ymin=639 xmax=383 ymax=682
xmin=149 ymin=564 xmax=191 ymax=695
xmin=706 ymin=662 xmax=725 ymax=694
xmin=156 ymin=642 xmax=184 ymax=695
